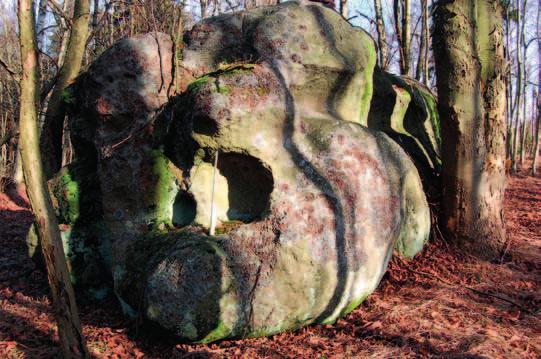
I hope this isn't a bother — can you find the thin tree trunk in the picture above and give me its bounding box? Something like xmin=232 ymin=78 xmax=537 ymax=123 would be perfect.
xmin=93 ymin=0 xmax=100 ymax=29
xmin=402 ymin=0 xmax=411 ymax=75
xmin=40 ymin=0 xmax=90 ymax=179
xmin=512 ymin=0 xmax=525 ymax=172
xmin=533 ymin=1 xmax=541 ymax=175
xmin=200 ymin=0 xmax=209 ymax=18
xmin=374 ymin=0 xmax=388 ymax=70
xmin=416 ymin=0 xmax=429 ymax=83
xmin=505 ymin=3 xmax=513 ymax=157
xmin=57 ymin=0 xmax=73 ymax=68
xmin=434 ymin=0 xmax=507 ymax=259
xmin=340 ymin=0 xmax=347 ymax=18
xmin=394 ymin=0 xmax=411 ymax=75
xmin=520 ymin=6 xmax=528 ymax=167
xmin=17 ymin=0 xmax=88 ymax=357
xmin=36 ymin=0 xmax=47 ymax=51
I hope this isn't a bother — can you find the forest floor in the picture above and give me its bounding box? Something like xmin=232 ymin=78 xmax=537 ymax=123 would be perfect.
xmin=0 ymin=166 xmax=540 ymax=358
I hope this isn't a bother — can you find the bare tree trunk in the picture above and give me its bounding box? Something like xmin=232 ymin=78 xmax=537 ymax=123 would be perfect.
xmin=416 ymin=0 xmax=429 ymax=83
xmin=340 ymin=0 xmax=347 ymax=17
xmin=57 ymin=0 xmax=73 ymax=68
xmin=512 ymin=0 xmax=526 ymax=172
xmin=505 ymin=3 xmax=513 ymax=158
xmin=40 ymin=0 xmax=90 ymax=179
xmin=200 ymin=0 xmax=209 ymax=18
xmin=93 ymin=0 xmax=100 ymax=29
xmin=36 ymin=0 xmax=47 ymax=51
xmin=402 ymin=0 xmax=411 ymax=75
xmin=374 ymin=0 xmax=388 ymax=70
xmin=533 ymin=2 xmax=541 ymax=175
xmin=519 ymin=3 xmax=528 ymax=166
xmin=17 ymin=0 xmax=88 ymax=357
xmin=394 ymin=0 xmax=411 ymax=75
xmin=434 ymin=0 xmax=507 ymax=259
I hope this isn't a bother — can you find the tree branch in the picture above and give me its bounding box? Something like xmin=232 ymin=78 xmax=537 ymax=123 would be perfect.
xmin=47 ymin=0 xmax=73 ymax=28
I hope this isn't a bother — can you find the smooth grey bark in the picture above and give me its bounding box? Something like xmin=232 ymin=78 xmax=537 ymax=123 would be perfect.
xmin=434 ymin=0 xmax=507 ymax=259
xmin=374 ymin=0 xmax=388 ymax=69
xmin=519 ymin=0 xmax=528 ymax=166
xmin=394 ymin=0 xmax=411 ymax=75
xmin=36 ymin=0 xmax=47 ymax=50
xmin=340 ymin=0 xmax=347 ymax=17
xmin=511 ymin=0 xmax=526 ymax=171
xmin=533 ymin=1 xmax=540 ymax=175
xmin=415 ymin=0 xmax=429 ymax=84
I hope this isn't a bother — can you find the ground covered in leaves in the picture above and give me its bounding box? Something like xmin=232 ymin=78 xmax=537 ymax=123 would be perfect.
xmin=1 ymin=167 xmax=540 ymax=358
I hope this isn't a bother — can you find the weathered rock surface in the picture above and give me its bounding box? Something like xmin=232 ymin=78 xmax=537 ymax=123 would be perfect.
xmin=368 ymin=67 xmax=442 ymax=182
xmin=37 ymin=1 xmax=432 ymax=342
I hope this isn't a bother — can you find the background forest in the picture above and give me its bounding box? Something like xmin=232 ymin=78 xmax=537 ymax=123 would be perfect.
xmin=0 ymin=0 xmax=540 ymax=358
xmin=0 ymin=0 xmax=539 ymax=189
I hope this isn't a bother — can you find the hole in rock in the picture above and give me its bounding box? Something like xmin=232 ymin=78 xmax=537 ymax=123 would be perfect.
xmin=192 ymin=114 xmax=219 ymax=136
xmin=172 ymin=191 xmax=197 ymax=227
xmin=217 ymin=153 xmax=274 ymax=223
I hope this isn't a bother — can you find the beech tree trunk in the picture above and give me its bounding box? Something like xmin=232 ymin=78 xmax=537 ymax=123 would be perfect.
xmin=519 ymin=1 xmax=528 ymax=166
xmin=434 ymin=0 xmax=507 ymax=259
xmin=416 ymin=0 xmax=429 ymax=84
xmin=36 ymin=0 xmax=47 ymax=50
xmin=40 ymin=0 xmax=90 ymax=179
xmin=340 ymin=0 xmax=347 ymax=18
xmin=512 ymin=0 xmax=526 ymax=172
xmin=17 ymin=0 xmax=88 ymax=357
xmin=533 ymin=2 xmax=541 ymax=175
xmin=394 ymin=0 xmax=411 ymax=75
xmin=374 ymin=0 xmax=388 ymax=69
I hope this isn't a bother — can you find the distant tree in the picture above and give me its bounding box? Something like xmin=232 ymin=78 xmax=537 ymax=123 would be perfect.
xmin=374 ymin=0 xmax=389 ymax=69
xmin=533 ymin=1 xmax=540 ymax=175
xmin=17 ymin=0 xmax=88 ymax=356
xmin=434 ymin=0 xmax=507 ymax=258
xmin=394 ymin=0 xmax=411 ymax=75
xmin=415 ymin=0 xmax=429 ymax=84
xmin=40 ymin=0 xmax=90 ymax=179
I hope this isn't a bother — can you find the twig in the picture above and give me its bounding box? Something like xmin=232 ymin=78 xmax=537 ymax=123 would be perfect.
xmin=396 ymin=257 xmax=534 ymax=315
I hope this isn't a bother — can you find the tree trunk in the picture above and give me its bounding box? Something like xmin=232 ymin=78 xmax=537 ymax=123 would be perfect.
xmin=416 ymin=0 xmax=429 ymax=83
xmin=533 ymin=2 xmax=541 ymax=175
xmin=434 ymin=0 xmax=507 ymax=259
xmin=17 ymin=0 xmax=88 ymax=357
xmin=340 ymin=0 xmax=347 ymax=18
xmin=200 ymin=0 xmax=209 ymax=18
xmin=394 ymin=0 xmax=411 ymax=75
xmin=512 ymin=0 xmax=525 ymax=172
xmin=40 ymin=0 xmax=90 ymax=179
xmin=36 ymin=0 xmax=47 ymax=51
xmin=402 ymin=0 xmax=411 ymax=75
xmin=519 ymin=0 xmax=528 ymax=167
xmin=374 ymin=0 xmax=388 ymax=70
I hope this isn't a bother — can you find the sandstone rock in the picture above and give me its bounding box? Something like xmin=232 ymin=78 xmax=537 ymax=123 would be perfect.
xmin=39 ymin=1 xmax=431 ymax=342
xmin=368 ymin=67 xmax=441 ymax=182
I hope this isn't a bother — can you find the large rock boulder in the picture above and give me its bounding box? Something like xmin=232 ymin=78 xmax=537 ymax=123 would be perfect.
xmin=38 ymin=1 xmax=431 ymax=342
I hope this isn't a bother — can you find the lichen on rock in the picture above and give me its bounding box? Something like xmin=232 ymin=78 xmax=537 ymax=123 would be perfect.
xmin=36 ymin=1 xmax=433 ymax=342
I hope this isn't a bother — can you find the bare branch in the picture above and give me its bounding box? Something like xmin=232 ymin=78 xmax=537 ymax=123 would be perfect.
xmin=47 ymin=0 xmax=73 ymax=28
